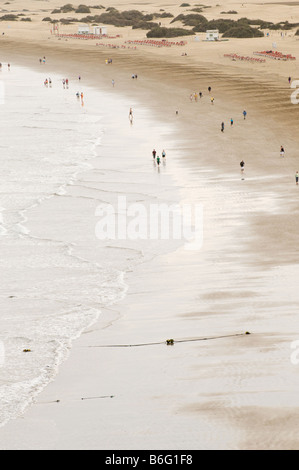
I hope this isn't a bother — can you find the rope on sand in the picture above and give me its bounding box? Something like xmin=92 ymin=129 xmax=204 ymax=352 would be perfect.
xmin=36 ymin=396 xmax=115 ymax=405
xmin=81 ymin=395 xmax=115 ymax=401
xmin=89 ymin=332 xmax=251 ymax=349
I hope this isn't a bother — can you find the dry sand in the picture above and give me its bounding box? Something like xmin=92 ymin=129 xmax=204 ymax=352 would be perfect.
xmin=1 ymin=0 xmax=299 ymax=450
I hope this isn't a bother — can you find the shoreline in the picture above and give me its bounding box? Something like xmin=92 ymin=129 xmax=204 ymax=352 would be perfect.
xmin=2 ymin=35 xmax=299 ymax=145
xmin=0 ymin=54 xmax=187 ymax=441
xmin=1 ymin=35 xmax=299 ymax=449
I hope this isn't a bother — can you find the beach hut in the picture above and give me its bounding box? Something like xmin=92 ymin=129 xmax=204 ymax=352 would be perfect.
xmin=78 ymin=25 xmax=90 ymax=35
xmin=93 ymin=25 xmax=107 ymax=35
xmin=206 ymin=30 xmax=219 ymax=41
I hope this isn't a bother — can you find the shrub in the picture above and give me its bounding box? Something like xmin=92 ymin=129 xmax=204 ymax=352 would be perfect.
xmin=147 ymin=26 xmax=195 ymax=37
xmin=223 ymin=25 xmax=264 ymax=38
xmin=191 ymin=16 xmax=269 ymax=34
xmin=153 ymin=12 xmax=174 ymax=18
xmin=173 ymin=12 xmax=230 ymax=35
xmin=51 ymin=4 xmax=76 ymax=14
xmin=75 ymin=5 xmax=91 ymax=13
xmin=167 ymin=27 xmax=195 ymax=37
xmin=204 ymin=19 xmax=235 ymax=33
xmin=143 ymin=13 xmax=154 ymax=21
xmin=258 ymin=21 xmax=274 ymax=29
xmin=88 ymin=9 xmax=132 ymax=26
xmin=60 ymin=4 xmax=75 ymax=13
xmin=79 ymin=9 xmax=162 ymax=28
xmin=122 ymin=10 xmax=146 ymax=21
xmin=146 ymin=26 xmax=167 ymax=37
xmin=132 ymin=21 xmax=158 ymax=30
xmin=161 ymin=12 xmax=174 ymax=18
xmin=280 ymin=21 xmax=299 ymax=30
xmin=60 ymin=18 xmax=75 ymax=24
xmin=79 ymin=15 xmax=98 ymax=22
xmin=0 ymin=14 xmax=18 ymax=21
xmin=171 ymin=13 xmax=208 ymax=27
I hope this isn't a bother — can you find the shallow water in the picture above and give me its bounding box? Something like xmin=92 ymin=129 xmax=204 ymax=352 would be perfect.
xmin=0 ymin=64 xmax=181 ymax=426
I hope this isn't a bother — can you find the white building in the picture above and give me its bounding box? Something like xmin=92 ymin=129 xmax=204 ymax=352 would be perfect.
xmin=206 ymin=30 xmax=219 ymax=41
xmin=78 ymin=25 xmax=90 ymax=34
xmin=93 ymin=25 xmax=107 ymax=35
xmin=77 ymin=24 xmax=107 ymax=36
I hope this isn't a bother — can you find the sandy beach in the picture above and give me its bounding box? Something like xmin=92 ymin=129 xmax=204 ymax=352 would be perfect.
xmin=1 ymin=0 xmax=299 ymax=451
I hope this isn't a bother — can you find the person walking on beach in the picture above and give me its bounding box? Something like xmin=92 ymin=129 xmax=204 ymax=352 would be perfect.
xmin=240 ymin=160 xmax=245 ymax=172
xmin=129 ymin=108 xmax=133 ymax=122
xmin=211 ymin=96 xmax=214 ymax=105
xmin=231 ymin=118 xmax=234 ymax=126
xmin=152 ymin=149 xmax=156 ymax=159
xmin=199 ymin=91 xmax=202 ymax=99
xmin=112 ymin=79 xmax=115 ymax=87
xmin=295 ymin=171 xmax=299 ymax=185
xmin=221 ymin=122 xmax=224 ymax=132
xmin=208 ymin=86 xmax=211 ymax=93
xmin=162 ymin=150 xmax=166 ymax=159
xmin=289 ymin=76 xmax=292 ymax=85
xmin=243 ymin=110 xmax=247 ymax=120
xmin=157 ymin=156 xmax=161 ymax=166
xmin=280 ymin=146 xmax=285 ymax=157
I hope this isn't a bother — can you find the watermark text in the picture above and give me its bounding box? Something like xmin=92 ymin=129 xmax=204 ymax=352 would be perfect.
xmin=95 ymin=196 xmax=203 ymax=251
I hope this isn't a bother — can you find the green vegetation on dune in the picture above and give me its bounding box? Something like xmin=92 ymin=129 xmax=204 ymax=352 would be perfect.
xmin=0 ymin=14 xmax=18 ymax=21
xmin=223 ymin=25 xmax=264 ymax=38
xmin=170 ymin=12 xmax=299 ymax=36
xmin=41 ymin=4 xmax=299 ymax=38
xmin=51 ymin=4 xmax=105 ymax=14
xmin=44 ymin=8 xmax=173 ymax=29
xmin=146 ymin=26 xmax=195 ymax=38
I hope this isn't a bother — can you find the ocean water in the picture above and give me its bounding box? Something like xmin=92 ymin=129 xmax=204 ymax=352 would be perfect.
xmin=0 ymin=64 xmax=181 ymax=426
